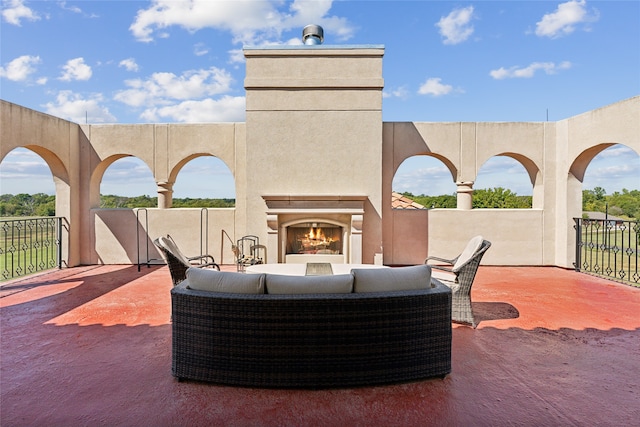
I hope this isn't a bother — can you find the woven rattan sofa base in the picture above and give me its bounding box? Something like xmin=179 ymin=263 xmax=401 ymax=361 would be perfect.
xmin=171 ymin=281 xmax=452 ymax=388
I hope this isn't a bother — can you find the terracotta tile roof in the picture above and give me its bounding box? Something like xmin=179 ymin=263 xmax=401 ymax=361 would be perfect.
xmin=391 ymin=192 xmax=426 ymax=209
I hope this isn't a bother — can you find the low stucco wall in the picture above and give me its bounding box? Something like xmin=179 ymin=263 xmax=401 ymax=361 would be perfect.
xmin=91 ymin=208 xmax=237 ymax=266
xmin=92 ymin=207 xmax=549 ymax=267
xmin=386 ymin=208 xmax=548 ymax=266
xmin=428 ymin=209 xmax=546 ymax=266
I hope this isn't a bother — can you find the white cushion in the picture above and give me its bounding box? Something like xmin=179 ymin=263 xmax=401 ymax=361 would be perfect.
xmin=185 ymin=267 xmax=265 ymax=294
xmin=431 ymin=269 xmax=456 ymax=284
xmin=159 ymin=236 xmax=191 ymax=265
xmin=352 ymin=265 xmax=432 ymax=293
xmin=452 ymin=235 xmax=483 ymax=272
xmin=265 ymin=274 xmax=353 ymax=294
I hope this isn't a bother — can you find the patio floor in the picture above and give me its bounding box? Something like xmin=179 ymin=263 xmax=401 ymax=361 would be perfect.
xmin=1 ymin=264 xmax=638 ymax=426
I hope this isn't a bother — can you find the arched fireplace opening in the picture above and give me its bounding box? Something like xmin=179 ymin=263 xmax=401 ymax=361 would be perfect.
xmin=286 ymin=222 xmax=343 ymax=256
xmin=263 ymin=195 xmax=366 ymax=264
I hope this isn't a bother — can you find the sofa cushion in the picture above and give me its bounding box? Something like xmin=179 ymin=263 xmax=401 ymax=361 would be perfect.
xmin=265 ymin=273 xmax=353 ymax=294
xmin=352 ymin=265 xmax=432 ymax=293
xmin=185 ymin=267 xmax=265 ymax=294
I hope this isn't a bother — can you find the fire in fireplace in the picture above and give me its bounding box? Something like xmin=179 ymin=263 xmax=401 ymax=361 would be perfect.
xmin=286 ymin=222 xmax=342 ymax=255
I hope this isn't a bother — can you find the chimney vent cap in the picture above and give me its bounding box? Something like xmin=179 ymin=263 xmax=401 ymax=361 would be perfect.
xmin=302 ymin=24 xmax=324 ymax=45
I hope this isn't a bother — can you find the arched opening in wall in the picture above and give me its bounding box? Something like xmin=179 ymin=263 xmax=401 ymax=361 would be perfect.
xmin=0 ymin=147 xmax=57 ymax=216
xmin=392 ymin=155 xmax=456 ymax=208
xmin=581 ymin=144 xmax=640 ymax=219
xmin=99 ymin=156 xmax=157 ymax=208
xmin=172 ymin=156 xmax=235 ymax=208
xmin=474 ymin=155 xmax=535 ymax=209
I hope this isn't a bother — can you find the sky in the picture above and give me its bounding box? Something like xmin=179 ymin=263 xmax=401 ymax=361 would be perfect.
xmin=1 ymin=0 xmax=638 ymax=198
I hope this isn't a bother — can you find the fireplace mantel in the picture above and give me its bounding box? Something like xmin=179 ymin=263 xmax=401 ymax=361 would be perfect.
xmin=262 ymin=195 xmax=367 ymax=212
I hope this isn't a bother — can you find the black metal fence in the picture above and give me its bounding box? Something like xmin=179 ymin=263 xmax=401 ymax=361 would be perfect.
xmin=574 ymin=217 xmax=639 ymax=286
xmin=1 ymin=217 xmax=63 ymax=281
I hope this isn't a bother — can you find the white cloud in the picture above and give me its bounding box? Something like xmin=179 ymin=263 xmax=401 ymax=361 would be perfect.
xmin=0 ymin=148 xmax=55 ymax=195
xmin=392 ymin=162 xmax=455 ymax=196
xmin=535 ymin=0 xmax=599 ymax=38
xmin=0 ymin=55 xmax=41 ymax=82
xmin=140 ymin=96 xmax=246 ymax=123
xmin=383 ymin=86 xmax=409 ymax=99
xmin=58 ymin=1 xmax=82 ymax=14
xmin=59 ymin=57 xmax=93 ymax=81
xmin=435 ymin=6 xmax=475 ymax=45
xmin=1 ymin=0 xmax=40 ymax=26
xmin=0 ymin=148 xmax=52 ymax=179
xmin=490 ymin=61 xmax=572 ymax=79
xmin=114 ymin=67 xmax=233 ymax=107
xmin=43 ymin=91 xmax=116 ymax=123
xmin=193 ymin=43 xmax=209 ymax=57
xmin=597 ymin=144 xmax=637 ymax=159
xmin=129 ymin=0 xmax=354 ymax=47
xmin=119 ymin=58 xmax=139 ymax=72
xmin=475 ymin=157 xmax=533 ymax=195
xmin=418 ymin=78 xmax=453 ymax=97
xmin=582 ymin=144 xmax=640 ymax=192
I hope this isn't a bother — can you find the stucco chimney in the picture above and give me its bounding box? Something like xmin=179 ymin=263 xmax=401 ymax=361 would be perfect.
xmin=302 ymin=24 xmax=324 ymax=45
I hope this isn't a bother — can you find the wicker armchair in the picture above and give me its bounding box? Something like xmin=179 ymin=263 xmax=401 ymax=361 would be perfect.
xmin=154 ymin=235 xmax=220 ymax=285
xmin=425 ymin=236 xmax=491 ymax=327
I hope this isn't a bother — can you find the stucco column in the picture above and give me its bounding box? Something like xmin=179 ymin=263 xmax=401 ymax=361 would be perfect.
xmin=157 ymin=181 xmax=173 ymax=208
xmin=456 ymin=181 xmax=474 ymax=210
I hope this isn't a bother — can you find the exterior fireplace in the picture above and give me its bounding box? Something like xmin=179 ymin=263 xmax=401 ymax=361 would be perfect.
xmin=263 ymin=195 xmax=367 ymax=264
xmin=286 ymin=222 xmax=342 ymax=256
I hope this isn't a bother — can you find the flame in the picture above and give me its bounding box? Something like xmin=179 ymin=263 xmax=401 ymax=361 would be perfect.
xmin=306 ymin=227 xmax=331 ymax=243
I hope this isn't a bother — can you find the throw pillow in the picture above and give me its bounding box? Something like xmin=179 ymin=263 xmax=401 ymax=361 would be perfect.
xmin=185 ymin=267 xmax=265 ymax=294
xmin=352 ymin=265 xmax=432 ymax=293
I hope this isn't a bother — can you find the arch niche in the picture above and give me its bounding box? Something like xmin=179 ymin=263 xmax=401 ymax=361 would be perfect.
xmin=90 ymin=155 xmax=155 ymax=209
xmin=475 ymin=153 xmax=543 ymax=209
xmin=169 ymin=154 xmax=236 ymax=208
xmin=391 ymin=153 xmax=457 ymax=203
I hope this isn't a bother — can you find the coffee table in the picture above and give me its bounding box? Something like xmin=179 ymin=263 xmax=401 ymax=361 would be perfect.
xmin=245 ymin=262 xmax=388 ymax=276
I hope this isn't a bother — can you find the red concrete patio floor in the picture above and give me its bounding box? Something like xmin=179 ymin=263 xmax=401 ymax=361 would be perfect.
xmin=1 ymin=265 xmax=638 ymax=426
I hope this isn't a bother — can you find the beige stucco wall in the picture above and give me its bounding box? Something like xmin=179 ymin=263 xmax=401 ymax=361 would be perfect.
xmin=1 ymin=47 xmax=638 ymax=270
xmin=91 ymin=208 xmax=237 ymax=265
xmin=244 ymin=46 xmax=384 ymax=263
xmin=381 ymin=96 xmax=639 ymax=267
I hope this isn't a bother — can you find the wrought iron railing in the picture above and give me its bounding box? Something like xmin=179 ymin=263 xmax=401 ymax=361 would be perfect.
xmin=574 ymin=217 xmax=639 ymax=286
xmin=0 ymin=217 xmax=63 ymax=281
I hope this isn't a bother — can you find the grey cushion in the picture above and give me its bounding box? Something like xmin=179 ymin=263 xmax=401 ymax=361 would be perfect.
xmin=352 ymin=265 xmax=432 ymax=293
xmin=265 ymin=273 xmax=353 ymax=294
xmin=185 ymin=267 xmax=265 ymax=294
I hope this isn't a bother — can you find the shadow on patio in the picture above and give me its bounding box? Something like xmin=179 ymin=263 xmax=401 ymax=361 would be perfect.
xmin=1 ymin=265 xmax=638 ymax=426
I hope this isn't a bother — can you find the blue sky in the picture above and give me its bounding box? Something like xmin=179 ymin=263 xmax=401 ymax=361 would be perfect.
xmin=1 ymin=0 xmax=638 ymax=198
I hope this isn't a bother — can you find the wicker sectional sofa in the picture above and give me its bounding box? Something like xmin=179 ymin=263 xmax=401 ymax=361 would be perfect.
xmin=171 ymin=264 xmax=452 ymax=388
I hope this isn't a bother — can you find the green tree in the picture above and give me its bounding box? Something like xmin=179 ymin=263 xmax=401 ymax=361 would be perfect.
xmin=608 ymin=189 xmax=640 ymax=219
xmin=472 ymin=188 xmax=532 ymax=208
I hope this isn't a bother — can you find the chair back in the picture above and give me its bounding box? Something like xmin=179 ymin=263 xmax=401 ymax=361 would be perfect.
xmin=154 ymin=237 xmax=190 ymax=285
xmin=455 ymin=239 xmax=491 ymax=292
xmin=452 ymin=235 xmax=484 ymax=272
